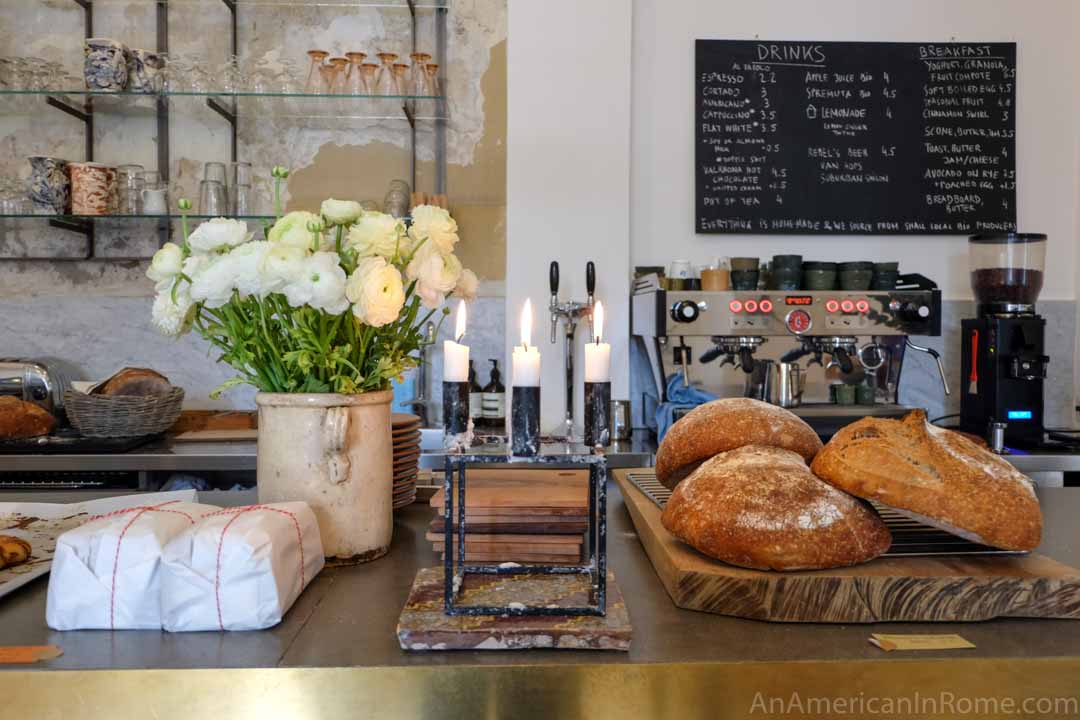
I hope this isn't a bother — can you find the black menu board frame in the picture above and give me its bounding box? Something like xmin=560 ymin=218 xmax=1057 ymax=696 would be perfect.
xmin=695 ymin=40 xmax=1017 ymax=235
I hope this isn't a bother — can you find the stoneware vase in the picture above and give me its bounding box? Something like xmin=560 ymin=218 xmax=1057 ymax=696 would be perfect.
xmin=255 ymin=391 xmax=394 ymax=562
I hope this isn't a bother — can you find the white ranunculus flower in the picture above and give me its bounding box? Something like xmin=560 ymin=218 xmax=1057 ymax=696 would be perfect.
xmin=406 ymin=244 xmax=462 ymax=309
xmin=258 ymin=243 xmax=307 ymax=292
xmin=321 ymin=198 xmax=363 ymax=226
xmin=187 ymin=218 xmax=252 ymax=254
xmin=147 ymin=242 xmax=183 ymax=287
xmin=347 ymin=256 xmax=406 ymax=328
xmin=283 ymin=252 xmax=349 ymax=315
xmin=188 ymin=253 xmax=237 ymax=309
xmin=452 ymin=268 xmax=479 ymax=301
xmin=345 ymin=212 xmax=408 ymax=259
xmin=151 ymin=284 xmax=194 ymax=337
xmin=267 ymin=211 xmax=322 ymax=250
xmin=229 ymin=241 xmax=271 ymax=298
xmin=407 ymin=204 xmax=459 ymax=254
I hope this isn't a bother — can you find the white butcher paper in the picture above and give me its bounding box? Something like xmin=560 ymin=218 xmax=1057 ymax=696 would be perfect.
xmin=161 ymin=502 xmax=324 ymax=632
xmin=46 ymin=500 xmax=219 ymax=631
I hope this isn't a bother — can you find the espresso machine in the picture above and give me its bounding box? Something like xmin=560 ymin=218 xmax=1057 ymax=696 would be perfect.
xmin=960 ymin=233 xmax=1049 ymax=448
xmin=631 ymin=273 xmax=947 ymax=436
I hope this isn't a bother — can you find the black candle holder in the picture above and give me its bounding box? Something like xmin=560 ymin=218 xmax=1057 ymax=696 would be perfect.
xmin=443 ymin=447 xmax=608 ymax=617
xmin=511 ymin=386 xmax=541 ymax=456
xmin=442 ymin=381 xmax=471 ymax=450
xmin=584 ymin=381 xmax=612 ymax=447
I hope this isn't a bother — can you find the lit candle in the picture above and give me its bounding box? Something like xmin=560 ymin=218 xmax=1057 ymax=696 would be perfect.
xmin=584 ymin=301 xmax=612 ymax=383
xmin=443 ymin=300 xmax=469 ymax=382
xmin=512 ymin=298 xmax=541 ymax=386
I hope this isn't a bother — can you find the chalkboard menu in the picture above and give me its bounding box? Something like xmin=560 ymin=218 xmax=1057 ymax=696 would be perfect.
xmin=695 ymin=40 xmax=1017 ymax=234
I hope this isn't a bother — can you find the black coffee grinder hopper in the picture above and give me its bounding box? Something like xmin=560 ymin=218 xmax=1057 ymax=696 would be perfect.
xmin=959 ymin=233 xmax=1052 ymax=449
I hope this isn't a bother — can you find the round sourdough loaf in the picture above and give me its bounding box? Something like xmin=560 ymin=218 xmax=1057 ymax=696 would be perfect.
xmin=660 ymin=445 xmax=891 ymax=571
xmin=656 ymin=398 xmax=823 ymax=489
xmin=810 ymin=410 xmax=1042 ymax=551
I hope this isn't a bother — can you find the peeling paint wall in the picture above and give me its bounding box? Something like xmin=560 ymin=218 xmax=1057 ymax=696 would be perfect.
xmin=0 ymin=1 xmax=507 ymax=408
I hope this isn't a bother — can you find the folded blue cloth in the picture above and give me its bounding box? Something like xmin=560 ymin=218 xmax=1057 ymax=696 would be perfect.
xmin=655 ymin=374 xmax=717 ymax=442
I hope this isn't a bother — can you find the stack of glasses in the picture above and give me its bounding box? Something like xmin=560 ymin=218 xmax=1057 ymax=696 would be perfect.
xmin=198 ymin=161 xmax=253 ymax=216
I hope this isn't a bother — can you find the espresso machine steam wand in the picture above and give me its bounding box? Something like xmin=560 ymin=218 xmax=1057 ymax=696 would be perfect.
xmin=548 ymin=260 xmax=595 ymax=441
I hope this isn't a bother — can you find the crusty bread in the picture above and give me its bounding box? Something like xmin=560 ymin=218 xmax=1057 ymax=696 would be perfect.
xmin=0 ymin=396 xmax=56 ymax=439
xmin=656 ymin=398 xmax=823 ymax=489
xmin=98 ymin=368 xmax=172 ymax=397
xmin=660 ymin=445 xmax=891 ymax=571
xmin=810 ymin=410 xmax=1042 ymax=551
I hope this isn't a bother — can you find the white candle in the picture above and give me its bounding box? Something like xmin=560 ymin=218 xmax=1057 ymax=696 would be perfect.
xmin=584 ymin=300 xmax=612 ymax=383
xmin=443 ymin=300 xmax=469 ymax=383
xmin=512 ymin=298 xmax=541 ymax=386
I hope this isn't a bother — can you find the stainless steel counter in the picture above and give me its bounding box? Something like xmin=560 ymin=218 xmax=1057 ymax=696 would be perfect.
xmin=4 ymin=483 xmax=1080 ymax=719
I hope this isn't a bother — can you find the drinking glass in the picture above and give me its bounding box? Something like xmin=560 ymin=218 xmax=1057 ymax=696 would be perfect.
xmin=374 ymin=52 xmax=400 ymax=96
xmin=408 ymin=53 xmax=431 ymax=96
xmin=383 ymin=178 xmax=410 ymax=218
xmin=423 ymin=63 xmax=441 ymax=96
xmin=199 ymin=179 xmax=227 ymax=216
xmin=229 ymin=161 xmax=252 ymax=215
xmin=305 ymin=50 xmax=329 ymax=93
xmin=117 ymin=163 xmax=144 ymax=214
xmin=344 ymin=52 xmax=367 ymax=94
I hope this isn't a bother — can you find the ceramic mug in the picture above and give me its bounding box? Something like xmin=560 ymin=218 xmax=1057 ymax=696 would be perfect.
xmin=70 ymin=162 xmax=117 ymax=215
xmin=27 ymin=156 xmax=70 ymax=214
xmin=127 ymin=48 xmax=164 ymax=94
xmin=142 ymin=187 xmax=168 ymax=215
xmin=84 ymin=38 xmax=128 ymax=91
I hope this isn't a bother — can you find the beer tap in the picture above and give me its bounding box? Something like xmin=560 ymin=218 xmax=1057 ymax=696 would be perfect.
xmin=548 ymin=260 xmax=595 ymax=440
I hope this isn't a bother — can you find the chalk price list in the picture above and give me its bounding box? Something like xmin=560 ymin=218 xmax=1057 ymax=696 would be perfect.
xmin=695 ymin=41 xmax=1017 ymax=234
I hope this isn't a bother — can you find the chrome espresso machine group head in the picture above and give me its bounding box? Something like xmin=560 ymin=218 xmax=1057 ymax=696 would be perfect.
xmin=631 ymin=273 xmax=947 ymax=406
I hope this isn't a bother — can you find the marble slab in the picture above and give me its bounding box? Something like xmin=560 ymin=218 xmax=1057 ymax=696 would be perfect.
xmin=396 ymin=568 xmax=631 ymax=651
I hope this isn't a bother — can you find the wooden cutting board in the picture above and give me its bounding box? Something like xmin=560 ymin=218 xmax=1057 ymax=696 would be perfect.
xmin=173 ymin=429 xmax=259 ymax=442
xmin=430 ymin=519 xmax=588 ymax=535
xmin=429 ymin=469 xmax=588 ymax=511
xmin=614 ymin=470 xmax=1080 ymax=623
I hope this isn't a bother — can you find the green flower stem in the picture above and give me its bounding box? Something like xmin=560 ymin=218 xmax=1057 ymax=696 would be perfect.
xmin=335 ymin=226 xmax=344 ymax=255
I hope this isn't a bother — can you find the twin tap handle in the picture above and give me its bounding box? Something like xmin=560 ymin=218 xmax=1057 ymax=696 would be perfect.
xmin=548 ymin=260 xmax=597 ymax=343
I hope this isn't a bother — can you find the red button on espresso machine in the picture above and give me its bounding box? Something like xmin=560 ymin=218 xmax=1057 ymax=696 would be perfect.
xmin=856 ymin=299 xmax=870 ymax=313
xmin=840 ymin=299 xmax=855 ymax=313
xmin=729 ymin=300 xmax=743 ymax=313
xmin=825 ymin=299 xmax=840 ymax=313
xmin=745 ymin=300 xmax=758 ymax=313
xmin=759 ymin=299 xmax=774 ymax=313
xmin=785 ymin=309 xmax=812 ymax=334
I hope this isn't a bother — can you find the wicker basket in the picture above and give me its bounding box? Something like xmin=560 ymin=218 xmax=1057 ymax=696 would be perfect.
xmin=64 ymin=388 xmax=185 ymax=438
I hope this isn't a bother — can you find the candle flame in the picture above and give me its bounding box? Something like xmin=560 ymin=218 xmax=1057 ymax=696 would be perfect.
xmin=520 ymin=298 xmax=533 ymax=350
xmin=593 ymin=301 xmax=604 ymax=344
xmin=455 ymin=299 xmax=466 ymax=342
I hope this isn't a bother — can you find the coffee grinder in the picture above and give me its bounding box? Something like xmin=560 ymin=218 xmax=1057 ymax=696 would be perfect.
xmin=960 ymin=233 xmax=1049 ymax=447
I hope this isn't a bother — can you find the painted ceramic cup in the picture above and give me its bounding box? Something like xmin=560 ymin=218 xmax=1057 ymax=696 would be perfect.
xmin=84 ymin=38 xmax=128 ymax=91
xmin=27 ymin=156 xmax=70 ymax=214
xmin=127 ymin=48 xmax=164 ymax=93
xmin=70 ymin=162 xmax=117 ymax=215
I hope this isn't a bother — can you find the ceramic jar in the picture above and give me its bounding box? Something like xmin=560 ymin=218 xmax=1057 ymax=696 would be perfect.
xmin=127 ymin=48 xmax=164 ymax=93
xmin=27 ymin=156 xmax=70 ymax=214
xmin=802 ymin=261 xmax=838 ymax=291
xmin=84 ymin=38 xmax=128 ymax=91
xmin=871 ymin=262 xmax=900 ymax=290
xmin=839 ymin=261 xmax=874 ymax=291
xmin=69 ymin=162 xmax=117 ymax=215
xmin=255 ymin=391 xmax=394 ymax=561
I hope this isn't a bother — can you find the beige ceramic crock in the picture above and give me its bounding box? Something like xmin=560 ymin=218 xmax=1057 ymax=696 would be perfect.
xmin=255 ymin=391 xmax=393 ymax=562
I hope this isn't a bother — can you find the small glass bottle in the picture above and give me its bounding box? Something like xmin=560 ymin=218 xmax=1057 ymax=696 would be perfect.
xmin=468 ymin=359 xmax=484 ymax=430
xmin=482 ymin=359 xmax=506 ymax=431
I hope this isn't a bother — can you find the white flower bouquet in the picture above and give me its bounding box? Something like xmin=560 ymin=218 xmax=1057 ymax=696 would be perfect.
xmin=149 ymin=167 xmax=478 ymax=396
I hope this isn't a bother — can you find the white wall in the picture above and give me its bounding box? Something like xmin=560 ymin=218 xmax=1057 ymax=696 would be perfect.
xmin=631 ymin=0 xmax=1080 ymax=300
xmin=506 ymin=0 xmax=632 ymax=432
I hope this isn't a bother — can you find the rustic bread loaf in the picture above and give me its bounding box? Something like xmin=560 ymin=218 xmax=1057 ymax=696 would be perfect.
xmin=660 ymin=445 xmax=891 ymax=571
xmin=0 ymin=396 xmax=56 ymax=439
xmin=656 ymin=398 xmax=823 ymax=489
xmin=98 ymin=368 xmax=172 ymax=397
xmin=810 ymin=410 xmax=1042 ymax=551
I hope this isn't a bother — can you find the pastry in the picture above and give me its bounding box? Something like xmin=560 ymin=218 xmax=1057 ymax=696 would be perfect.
xmin=0 ymin=535 xmax=32 ymax=569
xmin=656 ymin=398 xmax=823 ymax=488
xmin=810 ymin=410 xmax=1042 ymax=551
xmin=97 ymin=368 xmax=172 ymax=396
xmin=0 ymin=396 xmax=56 ymax=439
xmin=660 ymin=445 xmax=891 ymax=571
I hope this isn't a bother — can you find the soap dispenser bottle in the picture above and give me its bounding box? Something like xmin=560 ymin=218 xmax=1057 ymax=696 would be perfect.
xmin=482 ymin=359 xmax=506 ymax=431
xmin=468 ymin=359 xmax=484 ymax=428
